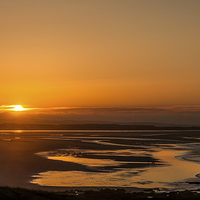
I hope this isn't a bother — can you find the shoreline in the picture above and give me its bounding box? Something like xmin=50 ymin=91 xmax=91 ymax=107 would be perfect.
xmin=1 ymin=123 xmax=200 ymax=131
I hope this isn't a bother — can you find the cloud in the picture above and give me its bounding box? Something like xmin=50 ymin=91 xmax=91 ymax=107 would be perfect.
xmin=1 ymin=105 xmax=200 ymax=115
xmin=1 ymin=105 xmax=200 ymax=125
xmin=23 ymin=105 xmax=200 ymax=115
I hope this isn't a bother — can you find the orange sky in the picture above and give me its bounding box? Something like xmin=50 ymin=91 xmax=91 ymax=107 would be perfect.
xmin=0 ymin=1 xmax=200 ymax=124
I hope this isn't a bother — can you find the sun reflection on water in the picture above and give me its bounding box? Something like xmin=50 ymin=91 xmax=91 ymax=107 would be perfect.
xmin=32 ymin=147 xmax=200 ymax=190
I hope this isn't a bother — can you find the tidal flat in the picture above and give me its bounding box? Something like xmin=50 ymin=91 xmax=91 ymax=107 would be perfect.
xmin=0 ymin=130 xmax=200 ymax=192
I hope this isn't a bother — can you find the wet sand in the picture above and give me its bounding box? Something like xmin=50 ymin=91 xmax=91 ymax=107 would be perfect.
xmin=0 ymin=130 xmax=200 ymax=191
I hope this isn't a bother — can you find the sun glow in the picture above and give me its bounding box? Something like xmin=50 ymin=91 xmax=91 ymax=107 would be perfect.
xmin=13 ymin=105 xmax=24 ymax=111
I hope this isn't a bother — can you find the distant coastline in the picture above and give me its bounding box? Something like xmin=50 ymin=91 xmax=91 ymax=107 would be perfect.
xmin=0 ymin=123 xmax=200 ymax=130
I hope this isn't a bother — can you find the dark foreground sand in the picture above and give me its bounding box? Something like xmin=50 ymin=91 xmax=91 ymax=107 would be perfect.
xmin=2 ymin=186 xmax=200 ymax=200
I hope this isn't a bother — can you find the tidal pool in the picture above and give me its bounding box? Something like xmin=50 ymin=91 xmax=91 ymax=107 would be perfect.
xmin=31 ymin=146 xmax=200 ymax=190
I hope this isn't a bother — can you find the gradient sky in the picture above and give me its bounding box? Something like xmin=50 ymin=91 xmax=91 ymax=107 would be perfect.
xmin=1 ymin=1 xmax=200 ymax=124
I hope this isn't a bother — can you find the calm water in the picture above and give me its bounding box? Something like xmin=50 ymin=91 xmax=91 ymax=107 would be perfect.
xmin=1 ymin=130 xmax=200 ymax=191
xmin=31 ymin=145 xmax=200 ymax=191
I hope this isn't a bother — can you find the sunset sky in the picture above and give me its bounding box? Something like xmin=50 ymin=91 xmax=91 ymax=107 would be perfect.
xmin=1 ymin=1 xmax=200 ymax=125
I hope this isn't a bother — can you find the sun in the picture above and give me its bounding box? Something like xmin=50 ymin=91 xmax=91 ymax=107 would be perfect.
xmin=13 ymin=105 xmax=24 ymax=111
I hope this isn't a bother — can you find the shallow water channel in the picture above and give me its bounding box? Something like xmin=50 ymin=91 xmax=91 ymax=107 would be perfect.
xmin=31 ymin=143 xmax=200 ymax=191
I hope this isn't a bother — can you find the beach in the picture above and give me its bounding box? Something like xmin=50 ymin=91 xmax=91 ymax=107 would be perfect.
xmin=0 ymin=130 xmax=200 ymax=192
